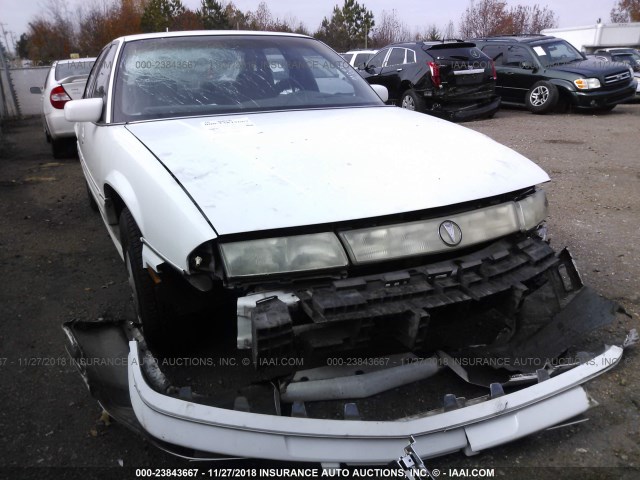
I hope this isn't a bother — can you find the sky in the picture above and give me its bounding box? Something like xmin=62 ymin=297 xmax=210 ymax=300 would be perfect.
xmin=0 ymin=0 xmax=617 ymax=52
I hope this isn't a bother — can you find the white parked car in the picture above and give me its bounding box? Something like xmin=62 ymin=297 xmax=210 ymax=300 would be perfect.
xmin=30 ymin=58 xmax=96 ymax=158
xmin=63 ymin=31 xmax=627 ymax=465
xmin=341 ymin=49 xmax=378 ymax=68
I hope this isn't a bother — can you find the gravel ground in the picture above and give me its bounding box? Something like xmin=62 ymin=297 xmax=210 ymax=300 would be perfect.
xmin=0 ymin=105 xmax=638 ymax=480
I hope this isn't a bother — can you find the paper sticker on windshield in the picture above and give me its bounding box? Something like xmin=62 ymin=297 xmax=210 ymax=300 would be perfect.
xmin=533 ymin=46 xmax=547 ymax=56
xmin=202 ymin=117 xmax=256 ymax=134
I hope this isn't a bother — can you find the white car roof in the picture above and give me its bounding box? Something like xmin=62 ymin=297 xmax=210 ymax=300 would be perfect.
xmin=117 ymin=30 xmax=309 ymax=43
xmin=345 ymin=49 xmax=378 ymax=54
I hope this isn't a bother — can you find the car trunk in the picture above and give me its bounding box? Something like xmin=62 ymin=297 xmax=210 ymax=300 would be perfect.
xmin=425 ymin=43 xmax=492 ymax=87
xmin=59 ymin=77 xmax=89 ymax=100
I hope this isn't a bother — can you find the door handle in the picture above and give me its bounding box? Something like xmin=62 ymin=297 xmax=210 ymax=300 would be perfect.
xmin=396 ymin=68 xmax=403 ymax=72
xmin=505 ymin=72 xmax=514 ymax=75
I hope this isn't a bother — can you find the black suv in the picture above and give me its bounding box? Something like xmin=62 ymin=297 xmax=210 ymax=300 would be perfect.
xmin=359 ymin=41 xmax=501 ymax=121
xmin=472 ymin=35 xmax=637 ymax=113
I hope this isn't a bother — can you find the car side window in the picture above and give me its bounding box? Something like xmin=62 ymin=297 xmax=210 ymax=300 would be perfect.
xmin=385 ymin=48 xmax=405 ymax=67
xmin=481 ymin=46 xmax=504 ymax=65
xmin=405 ymin=49 xmax=416 ymax=64
xmin=505 ymin=46 xmax=534 ymax=68
xmin=354 ymin=53 xmax=371 ymax=68
xmin=367 ymin=49 xmax=388 ymax=69
xmin=85 ymin=46 xmax=111 ymax=98
xmin=92 ymin=45 xmax=117 ymax=102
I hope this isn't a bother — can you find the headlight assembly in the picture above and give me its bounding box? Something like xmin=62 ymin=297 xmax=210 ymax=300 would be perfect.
xmin=219 ymin=233 xmax=348 ymax=278
xmin=516 ymin=189 xmax=548 ymax=231
xmin=220 ymin=191 xmax=548 ymax=274
xmin=574 ymin=78 xmax=601 ymax=89
xmin=340 ymin=190 xmax=548 ymax=265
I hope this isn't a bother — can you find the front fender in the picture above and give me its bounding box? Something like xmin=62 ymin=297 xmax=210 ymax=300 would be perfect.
xmin=548 ymin=78 xmax=577 ymax=93
xmin=101 ymin=126 xmax=217 ymax=272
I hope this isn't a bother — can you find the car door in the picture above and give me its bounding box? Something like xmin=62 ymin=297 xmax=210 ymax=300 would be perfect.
xmin=499 ymin=45 xmax=542 ymax=104
xmin=361 ymin=48 xmax=389 ymax=87
xmin=480 ymin=45 xmax=509 ymax=100
xmin=78 ymin=43 xmax=118 ymax=213
xmin=377 ymin=47 xmax=407 ymax=99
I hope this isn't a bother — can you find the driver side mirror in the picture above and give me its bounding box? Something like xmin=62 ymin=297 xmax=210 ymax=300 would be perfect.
xmin=64 ymin=98 xmax=104 ymax=123
xmin=370 ymin=84 xmax=388 ymax=102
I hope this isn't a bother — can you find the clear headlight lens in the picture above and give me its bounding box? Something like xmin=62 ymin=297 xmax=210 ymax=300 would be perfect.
xmin=219 ymin=233 xmax=348 ymax=278
xmin=220 ymin=191 xmax=548 ymax=274
xmin=340 ymin=190 xmax=548 ymax=265
xmin=517 ymin=189 xmax=548 ymax=230
xmin=340 ymin=203 xmax=520 ymax=264
xmin=574 ymin=78 xmax=601 ymax=89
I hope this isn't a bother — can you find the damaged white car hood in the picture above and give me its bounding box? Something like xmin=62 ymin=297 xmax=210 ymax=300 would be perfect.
xmin=126 ymin=106 xmax=549 ymax=236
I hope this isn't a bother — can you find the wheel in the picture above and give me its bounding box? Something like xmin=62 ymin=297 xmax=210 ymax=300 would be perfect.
xmin=525 ymin=81 xmax=559 ymax=114
xmin=51 ymin=138 xmax=66 ymax=159
xmin=119 ymin=208 xmax=169 ymax=349
xmin=86 ymin=182 xmax=98 ymax=212
xmin=400 ymin=89 xmax=425 ymax=112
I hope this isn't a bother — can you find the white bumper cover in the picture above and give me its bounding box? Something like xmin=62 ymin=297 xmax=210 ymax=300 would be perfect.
xmin=128 ymin=342 xmax=623 ymax=463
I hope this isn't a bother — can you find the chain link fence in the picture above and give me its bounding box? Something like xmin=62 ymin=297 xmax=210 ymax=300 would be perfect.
xmin=0 ymin=40 xmax=19 ymax=121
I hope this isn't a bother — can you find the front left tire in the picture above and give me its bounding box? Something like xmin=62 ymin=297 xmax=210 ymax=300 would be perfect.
xmin=119 ymin=208 xmax=170 ymax=349
xmin=525 ymin=81 xmax=558 ymax=114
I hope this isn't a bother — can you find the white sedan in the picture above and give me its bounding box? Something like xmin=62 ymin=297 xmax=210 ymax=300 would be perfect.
xmin=63 ymin=31 xmax=628 ymax=465
xmin=31 ymin=57 xmax=96 ymax=158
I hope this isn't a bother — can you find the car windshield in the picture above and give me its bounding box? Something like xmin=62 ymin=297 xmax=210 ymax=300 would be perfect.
xmin=532 ymin=40 xmax=584 ymax=67
xmin=113 ymin=35 xmax=382 ymax=122
xmin=55 ymin=60 xmax=95 ymax=80
xmin=611 ymin=53 xmax=639 ymax=67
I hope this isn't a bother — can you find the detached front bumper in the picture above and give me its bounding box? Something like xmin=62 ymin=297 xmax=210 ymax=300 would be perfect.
xmin=427 ymin=95 xmax=501 ymax=122
xmin=65 ymin=233 xmax=633 ymax=464
xmin=128 ymin=342 xmax=623 ymax=463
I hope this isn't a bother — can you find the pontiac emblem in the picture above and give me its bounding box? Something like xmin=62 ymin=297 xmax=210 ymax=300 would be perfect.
xmin=439 ymin=220 xmax=462 ymax=246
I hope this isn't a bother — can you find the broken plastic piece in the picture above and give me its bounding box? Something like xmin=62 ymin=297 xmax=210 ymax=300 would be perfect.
xmin=344 ymin=403 xmax=360 ymax=420
xmin=281 ymin=357 xmax=441 ymax=402
xmin=489 ymin=383 xmax=504 ymax=398
xmin=291 ymin=401 xmax=307 ymax=418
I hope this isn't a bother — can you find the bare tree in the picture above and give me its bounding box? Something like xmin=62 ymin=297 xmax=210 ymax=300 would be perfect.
xmin=27 ymin=0 xmax=78 ymax=62
xmin=271 ymin=15 xmax=310 ymax=35
xmin=443 ymin=20 xmax=456 ymax=40
xmin=246 ymin=1 xmax=273 ymax=30
xmin=223 ymin=2 xmax=249 ymax=30
xmin=78 ymin=0 xmax=146 ymax=56
xmin=611 ymin=0 xmax=640 ymax=22
xmin=459 ymin=0 xmax=509 ymax=38
xmin=459 ymin=0 xmax=556 ymax=38
xmin=509 ymin=4 xmax=557 ymax=33
xmin=371 ymin=9 xmax=411 ymax=48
